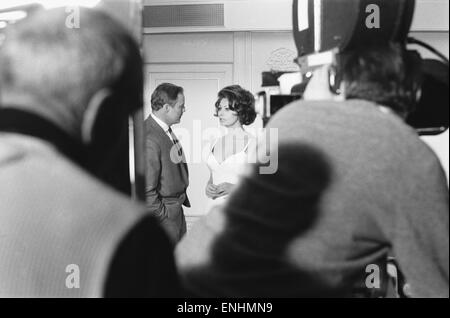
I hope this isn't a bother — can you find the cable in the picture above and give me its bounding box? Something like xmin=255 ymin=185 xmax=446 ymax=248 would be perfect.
xmin=407 ymin=37 xmax=449 ymax=65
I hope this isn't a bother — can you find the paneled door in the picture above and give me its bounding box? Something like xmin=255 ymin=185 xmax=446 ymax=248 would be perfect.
xmin=144 ymin=63 xmax=233 ymax=230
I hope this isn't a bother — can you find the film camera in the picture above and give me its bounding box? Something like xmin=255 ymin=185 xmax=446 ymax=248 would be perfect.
xmin=260 ymin=0 xmax=449 ymax=135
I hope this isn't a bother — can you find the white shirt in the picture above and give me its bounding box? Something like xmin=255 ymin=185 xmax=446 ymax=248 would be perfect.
xmin=151 ymin=113 xmax=174 ymax=143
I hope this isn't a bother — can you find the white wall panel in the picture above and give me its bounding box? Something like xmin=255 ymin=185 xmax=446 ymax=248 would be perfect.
xmin=143 ymin=32 xmax=234 ymax=63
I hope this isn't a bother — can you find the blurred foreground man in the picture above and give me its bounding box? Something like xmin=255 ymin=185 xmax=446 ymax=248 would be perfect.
xmin=176 ymin=44 xmax=449 ymax=297
xmin=0 ymin=8 xmax=180 ymax=297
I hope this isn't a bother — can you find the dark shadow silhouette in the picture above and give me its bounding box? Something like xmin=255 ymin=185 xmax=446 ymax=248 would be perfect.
xmin=104 ymin=215 xmax=183 ymax=298
xmin=182 ymin=143 xmax=339 ymax=297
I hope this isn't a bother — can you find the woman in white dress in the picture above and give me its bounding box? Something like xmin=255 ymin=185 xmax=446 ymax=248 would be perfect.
xmin=205 ymin=85 xmax=257 ymax=208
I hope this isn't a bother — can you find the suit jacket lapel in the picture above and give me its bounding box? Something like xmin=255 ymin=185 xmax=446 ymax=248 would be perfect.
xmin=146 ymin=115 xmax=189 ymax=175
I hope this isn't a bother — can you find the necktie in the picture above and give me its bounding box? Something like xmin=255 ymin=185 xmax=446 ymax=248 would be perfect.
xmin=168 ymin=127 xmax=183 ymax=157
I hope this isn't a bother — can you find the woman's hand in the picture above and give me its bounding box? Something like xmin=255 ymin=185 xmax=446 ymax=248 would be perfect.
xmin=216 ymin=182 xmax=234 ymax=196
xmin=206 ymin=182 xmax=221 ymax=199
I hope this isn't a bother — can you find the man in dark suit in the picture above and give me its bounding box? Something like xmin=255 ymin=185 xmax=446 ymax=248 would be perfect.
xmin=0 ymin=8 xmax=181 ymax=297
xmin=145 ymin=83 xmax=190 ymax=243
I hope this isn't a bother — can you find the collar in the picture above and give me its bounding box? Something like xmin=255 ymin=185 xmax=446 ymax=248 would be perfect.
xmin=151 ymin=112 xmax=170 ymax=133
xmin=0 ymin=108 xmax=88 ymax=169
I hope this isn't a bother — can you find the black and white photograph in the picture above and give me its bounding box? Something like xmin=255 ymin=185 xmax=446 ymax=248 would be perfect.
xmin=0 ymin=0 xmax=448 ymax=301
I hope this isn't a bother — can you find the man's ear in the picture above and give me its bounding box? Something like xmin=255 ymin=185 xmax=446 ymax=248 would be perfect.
xmin=81 ymin=88 xmax=113 ymax=144
xmin=163 ymin=103 xmax=171 ymax=113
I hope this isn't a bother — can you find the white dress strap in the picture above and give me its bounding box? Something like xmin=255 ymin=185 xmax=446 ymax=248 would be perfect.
xmin=210 ymin=137 xmax=221 ymax=153
xmin=242 ymin=136 xmax=254 ymax=153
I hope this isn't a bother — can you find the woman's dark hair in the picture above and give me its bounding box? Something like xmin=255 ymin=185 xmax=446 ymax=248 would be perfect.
xmin=215 ymin=85 xmax=257 ymax=126
xmin=337 ymin=43 xmax=422 ymax=118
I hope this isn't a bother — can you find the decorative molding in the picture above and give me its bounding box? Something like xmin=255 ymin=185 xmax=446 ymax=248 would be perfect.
xmin=233 ymin=32 xmax=253 ymax=90
xmin=266 ymin=48 xmax=298 ymax=72
xmin=142 ymin=32 xmax=234 ymax=63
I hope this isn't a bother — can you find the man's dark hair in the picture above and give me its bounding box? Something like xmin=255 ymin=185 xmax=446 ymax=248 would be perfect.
xmin=215 ymin=85 xmax=257 ymax=126
xmin=151 ymin=83 xmax=184 ymax=111
xmin=338 ymin=43 xmax=422 ymax=118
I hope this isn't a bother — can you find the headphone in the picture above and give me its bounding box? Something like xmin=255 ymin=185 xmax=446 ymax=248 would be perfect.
xmin=405 ymin=37 xmax=449 ymax=134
